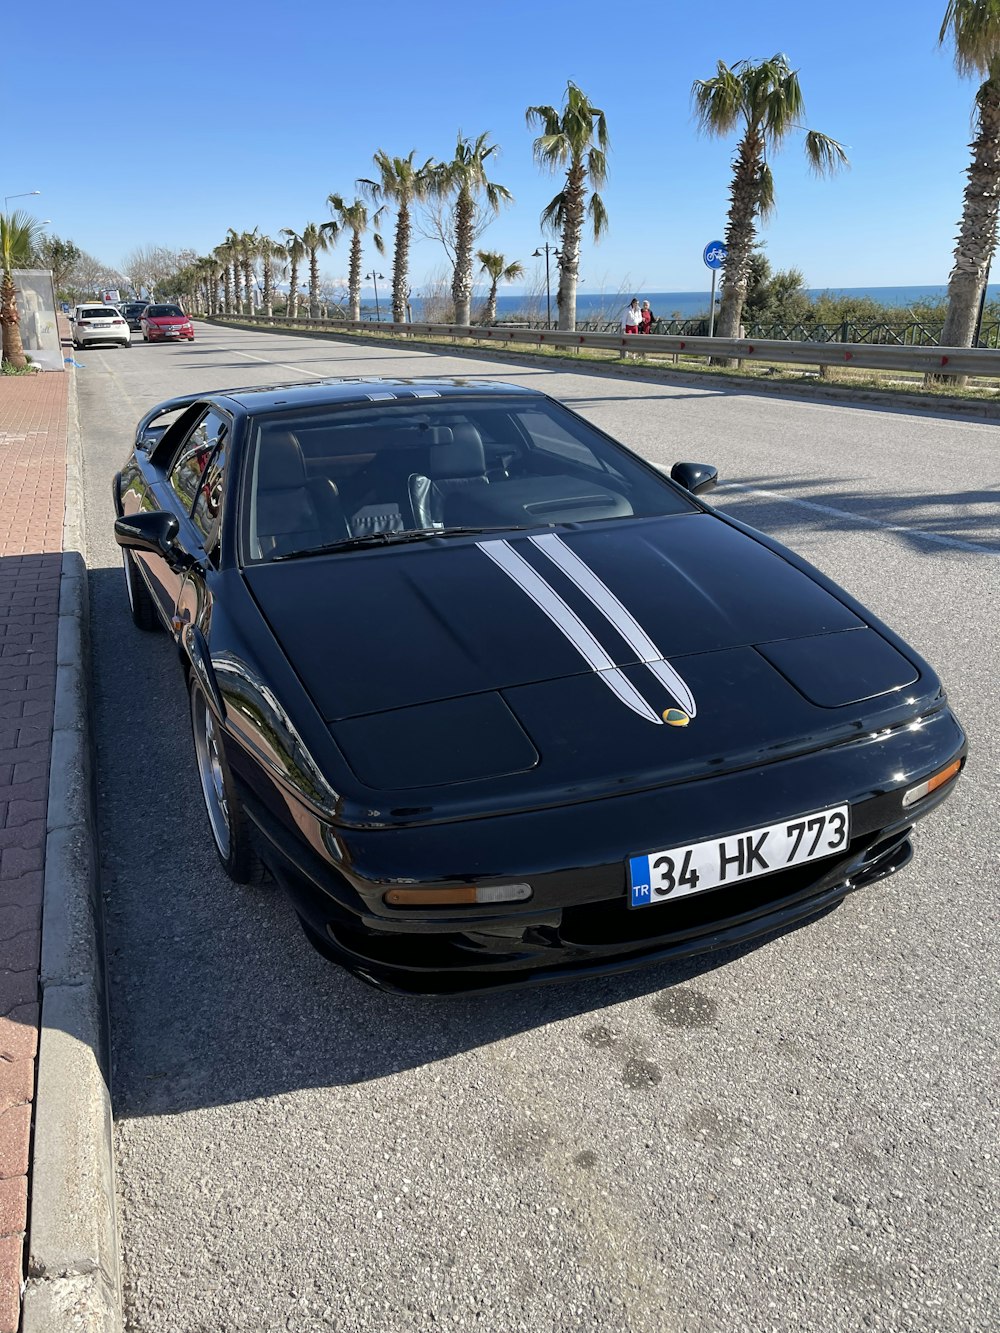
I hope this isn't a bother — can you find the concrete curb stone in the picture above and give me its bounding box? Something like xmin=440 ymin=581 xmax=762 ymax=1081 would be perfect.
xmin=21 ymin=373 xmax=122 ymax=1333
xmin=207 ymin=316 xmax=1000 ymax=421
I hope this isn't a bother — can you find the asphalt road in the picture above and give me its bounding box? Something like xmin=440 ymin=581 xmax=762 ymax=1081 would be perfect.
xmin=77 ymin=323 xmax=998 ymax=1333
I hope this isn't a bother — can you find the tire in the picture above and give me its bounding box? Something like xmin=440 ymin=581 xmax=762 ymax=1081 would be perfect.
xmin=189 ymin=679 xmax=267 ymax=885
xmin=121 ymin=548 xmax=161 ymax=632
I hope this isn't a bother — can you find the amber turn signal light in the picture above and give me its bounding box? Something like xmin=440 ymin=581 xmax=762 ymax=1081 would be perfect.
xmin=902 ymin=758 xmax=962 ymax=809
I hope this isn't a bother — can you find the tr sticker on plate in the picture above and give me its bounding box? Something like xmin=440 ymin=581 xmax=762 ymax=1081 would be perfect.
xmin=628 ymin=804 xmax=850 ymax=909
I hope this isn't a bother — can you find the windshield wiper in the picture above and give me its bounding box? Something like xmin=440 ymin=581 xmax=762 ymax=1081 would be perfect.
xmin=271 ymin=525 xmax=529 ymax=561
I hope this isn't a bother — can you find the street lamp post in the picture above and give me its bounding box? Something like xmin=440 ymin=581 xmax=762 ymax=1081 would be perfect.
xmin=532 ymin=243 xmax=561 ymax=329
xmin=4 ymin=189 xmax=41 ymax=212
xmin=365 ymin=270 xmax=385 ymax=323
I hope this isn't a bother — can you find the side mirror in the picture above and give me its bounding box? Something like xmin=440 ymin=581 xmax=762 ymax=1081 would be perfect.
xmin=114 ymin=511 xmax=195 ymax=571
xmin=670 ymin=462 xmax=719 ymax=496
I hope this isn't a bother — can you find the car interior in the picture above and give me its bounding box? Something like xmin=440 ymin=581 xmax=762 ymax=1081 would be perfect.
xmin=243 ymin=401 xmax=693 ymax=561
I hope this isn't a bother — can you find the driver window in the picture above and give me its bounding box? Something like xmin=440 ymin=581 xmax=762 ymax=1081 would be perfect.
xmin=168 ymin=410 xmax=229 ymax=517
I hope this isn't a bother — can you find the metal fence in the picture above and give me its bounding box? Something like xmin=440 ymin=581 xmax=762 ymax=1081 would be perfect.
xmin=489 ymin=316 xmax=1000 ymax=347
xmin=216 ymin=314 xmax=1000 ymax=379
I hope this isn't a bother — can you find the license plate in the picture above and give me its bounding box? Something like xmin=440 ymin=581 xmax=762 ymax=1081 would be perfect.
xmin=628 ymin=804 xmax=850 ymax=908
xmin=165 ymin=328 xmax=179 ymax=335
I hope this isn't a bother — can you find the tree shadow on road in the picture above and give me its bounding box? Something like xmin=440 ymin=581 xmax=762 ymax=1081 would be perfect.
xmin=714 ymin=474 xmax=1000 ymax=555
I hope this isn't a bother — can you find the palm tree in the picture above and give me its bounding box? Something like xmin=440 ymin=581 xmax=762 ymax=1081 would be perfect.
xmin=435 ymin=133 xmax=513 ymax=325
xmin=279 ymin=229 xmax=307 ymax=318
xmin=237 ymin=228 xmax=259 ymax=314
xmin=938 ymin=1 xmax=1000 ymax=364
xmin=525 ymin=83 xmax=609 ymax=332
xmin=325 ymin=195 xmax=383 ymax=322
xmin=224 ymin=228 xmax=245 ymax=313
xmin=693 ymin=54 xmax=848 ymax=361
xmin=1 ymin=211 xmax=45 ymax=368
xmin=299 ymin=222 xmax=331 ymax=318
xmin=358 ymin=150 xmax=436 ymax=323
xmin=477 ymin=251 xmax=524 ymax=325
xmin=213 ymin=241 xmax=235 ymax=314
xmin=256 ymin=234 xmax=284 ymax=317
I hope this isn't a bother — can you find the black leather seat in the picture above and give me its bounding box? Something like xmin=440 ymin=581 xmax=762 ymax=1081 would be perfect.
xmin=408 ymin=425 xmax=490 ymax=529
xmin=254 ymin=431 xmax=349 ymax=558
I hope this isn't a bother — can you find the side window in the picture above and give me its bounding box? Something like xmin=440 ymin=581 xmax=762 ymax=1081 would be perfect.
xmin=168 ymin=410 xmax=229 ymax=516
xmin=190 ymin=429 xmax=229 ymax=554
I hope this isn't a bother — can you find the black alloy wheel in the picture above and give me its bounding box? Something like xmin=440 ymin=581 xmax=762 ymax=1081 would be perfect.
xmin=189 ymin=679 xmax=267 ymax=885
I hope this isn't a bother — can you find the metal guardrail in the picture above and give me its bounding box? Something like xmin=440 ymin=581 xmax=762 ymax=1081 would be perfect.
xmin=215 ymin=314 xmax=1000 ymax=378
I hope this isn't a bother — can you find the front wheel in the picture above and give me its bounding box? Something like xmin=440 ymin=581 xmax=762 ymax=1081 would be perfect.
xmin=190 ymin=680 xmax=267 ymax=885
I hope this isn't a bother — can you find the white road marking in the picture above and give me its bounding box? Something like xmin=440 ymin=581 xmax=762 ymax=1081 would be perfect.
xmin=226 ymin=348 xmax=327 ymax=377
xmin=720 ymin=484 xmax=1000 ymax=555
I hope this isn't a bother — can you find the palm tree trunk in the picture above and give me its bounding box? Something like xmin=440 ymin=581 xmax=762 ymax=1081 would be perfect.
xmin=309 ymin=250 xmax=320 ymax=318
xmin=349 ymin=231 xmax=362 ymax=321
xmin=486 ymin=279 xmax=499 ymax=325
xmin=288 ymin=261 xmax=298 ymax=319
xmin=263 ymin=257 xmax=273 ymax=317
xmin=934 ymin=81 xmax=1000 ymax=385
xmin=714 ymin=130 xmax=763 ymax=366
xmin=452 ymin=189 xmax=474 ymax=325
xmin=392 ymin=203 xmax=410 ymax=324
xmin=1 ymin=272 xmax=27 ymax=368
xmin=556 ymin=163 xmax=586 ymax=331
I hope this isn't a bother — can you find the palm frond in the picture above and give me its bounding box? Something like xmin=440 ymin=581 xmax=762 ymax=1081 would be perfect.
xmin=804 ymin=130 xmax=850 ymax=175
xmin=692 ymin=61 xmax=744 ymax=135
xmin=588 ymin=192 xmax=609 ymax=240
xmin=941 ymin=0 xmax=1000 ymax=76
xmin=757 ymin=163 xmax=776 ymax=217
xmin=540 ymin=191 xmax=565 ymax=232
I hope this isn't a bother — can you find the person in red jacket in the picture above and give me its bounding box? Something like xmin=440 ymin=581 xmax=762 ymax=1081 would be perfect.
xmin=639 ymin=299 xmax=655 ymax=333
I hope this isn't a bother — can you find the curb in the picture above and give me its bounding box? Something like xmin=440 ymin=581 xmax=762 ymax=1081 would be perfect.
xmin=207 ymin=318 xmax=1000 ymax=422
xmin=21 ymin=374 xmax=122 ymax=1333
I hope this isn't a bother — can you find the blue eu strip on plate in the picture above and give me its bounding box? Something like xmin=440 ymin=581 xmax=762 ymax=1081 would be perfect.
xmin=629 ymin=856 xmax=652 ymax=908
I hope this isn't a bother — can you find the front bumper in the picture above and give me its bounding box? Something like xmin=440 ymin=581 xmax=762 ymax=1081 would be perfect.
xmin=236 ymin=704 xmax=966 ymax=995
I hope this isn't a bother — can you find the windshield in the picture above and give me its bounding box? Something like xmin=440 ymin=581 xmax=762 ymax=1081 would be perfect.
xmin=147 ymin=305 xmax=184 ymax=317
xmin=241 ymin=396 xmax=695 ymax=562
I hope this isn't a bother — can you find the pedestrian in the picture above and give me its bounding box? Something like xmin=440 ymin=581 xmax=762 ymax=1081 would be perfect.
xmin=639 ymin=299 xmax=655 ymax=334
xmin=621 ymin=297 xmax=641 ymax=335
xmin=620 ymin=297 xmax=641 ymax=359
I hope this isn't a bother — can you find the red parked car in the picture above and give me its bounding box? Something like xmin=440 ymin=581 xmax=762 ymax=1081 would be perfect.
xmin=141 ymin=304 xmax=195 ymax=343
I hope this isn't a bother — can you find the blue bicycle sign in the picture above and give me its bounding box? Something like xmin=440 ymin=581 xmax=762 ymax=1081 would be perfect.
xmin=703 ymin=241 xmax=728 ymax=269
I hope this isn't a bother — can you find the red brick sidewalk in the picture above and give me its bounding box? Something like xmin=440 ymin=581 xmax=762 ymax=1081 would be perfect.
xmin=0 ymin=372 xmax=68 ymax=1333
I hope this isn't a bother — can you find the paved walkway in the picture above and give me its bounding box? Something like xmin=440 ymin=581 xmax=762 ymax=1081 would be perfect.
xmin=0 ymin=370 xmax=68 ymax=1333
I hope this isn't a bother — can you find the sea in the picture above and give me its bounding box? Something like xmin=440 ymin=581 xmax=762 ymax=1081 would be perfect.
xmin=405 ymin=284 xmax=980 ymax=322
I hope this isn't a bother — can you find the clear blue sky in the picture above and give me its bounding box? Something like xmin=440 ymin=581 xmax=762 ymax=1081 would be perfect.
xmin=6 ymin=0 xmax=981 ymax=294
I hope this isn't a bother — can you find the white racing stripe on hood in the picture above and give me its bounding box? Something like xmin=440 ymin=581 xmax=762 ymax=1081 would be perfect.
xmin=478 ymin=540 xmax=663 ymax=724
xmin=529 ymin=532 xmax=697 ymax=718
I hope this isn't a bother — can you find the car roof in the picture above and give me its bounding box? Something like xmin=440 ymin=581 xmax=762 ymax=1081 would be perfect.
xmin=209 ymin=377 xmax=543 ymax=413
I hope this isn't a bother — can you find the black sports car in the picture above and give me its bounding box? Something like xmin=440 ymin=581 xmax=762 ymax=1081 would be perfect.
xmin=112 ymin=377 xmax=966 ymax=993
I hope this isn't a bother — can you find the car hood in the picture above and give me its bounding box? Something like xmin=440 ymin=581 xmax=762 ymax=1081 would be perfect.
xmin=243 ymin=514 xmax=935 ymax=801
xmin=245 ymin=513 xmax=904 ymax=718
xmin=148 ymin=316 xmax=187 ymax=325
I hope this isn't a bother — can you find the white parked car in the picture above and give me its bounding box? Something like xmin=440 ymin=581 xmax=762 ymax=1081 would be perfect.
xmin=71 ymin=303 xmax=131 ymax=350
